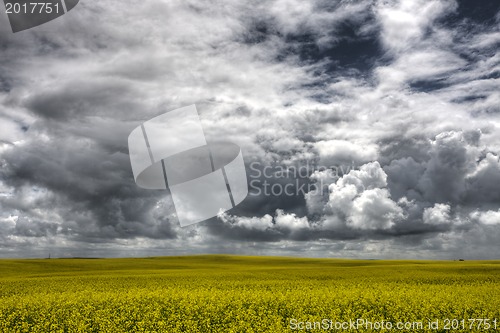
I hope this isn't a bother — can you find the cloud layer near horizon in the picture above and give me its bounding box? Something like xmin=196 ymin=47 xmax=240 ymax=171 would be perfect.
xmin=0 ymin=0 xmax=499 ymax=259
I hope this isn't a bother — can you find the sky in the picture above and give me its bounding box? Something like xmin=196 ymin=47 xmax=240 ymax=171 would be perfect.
xmin=0 ymin=0 xmax=499 ymax=259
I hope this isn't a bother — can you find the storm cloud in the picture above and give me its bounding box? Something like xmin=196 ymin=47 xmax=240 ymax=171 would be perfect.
xmin=0 ymin=0 xmax=499 ymax=259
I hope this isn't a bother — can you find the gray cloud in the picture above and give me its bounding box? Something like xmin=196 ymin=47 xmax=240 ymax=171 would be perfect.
xmin=0 ymin=0 xmax=499 ymax=258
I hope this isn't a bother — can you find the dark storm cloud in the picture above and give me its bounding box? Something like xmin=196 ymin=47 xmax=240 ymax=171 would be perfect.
xmin=209 ymin=0 xmax=500 ymax=256
xmin=0 ymin=0 xmax=499 ymax=258
xmin=0 ymin=122 xmax=177 ymax=241
xmin=25 ymin=79 xmax=142 ymax=121
xmin=380 ymin=130 xmax=500 ymax=207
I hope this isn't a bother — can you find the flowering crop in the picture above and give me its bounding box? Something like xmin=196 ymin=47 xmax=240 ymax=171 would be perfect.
xmin=0 ymin=256 xmax=498 ymax=332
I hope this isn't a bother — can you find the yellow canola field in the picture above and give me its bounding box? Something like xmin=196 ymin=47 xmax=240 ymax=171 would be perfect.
xmin=0 ymin=255 xmax=499 ymax=332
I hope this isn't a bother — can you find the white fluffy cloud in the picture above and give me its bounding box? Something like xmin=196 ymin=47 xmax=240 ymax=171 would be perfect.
xmin=275 ymin=209 xmax=310 ymax=231
xmin=315 ymin=140 xmax=378 ymax=166
xmin=423 ymin=203 xmax=451 ymax=225
xmin=376 ymin=0 xmax=457 ymax=54
xmin=218 ymin=209 xmax=310 ymax=232
xmin=348 ymin=188 xmax=404 ymax=230
xmin=324 ymin=162 xmax=404 ymax=230
xmin=470 ymin=210 xmax=500 ymax=226
xmin=218 ymin=212 xmax=273 ymax=231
